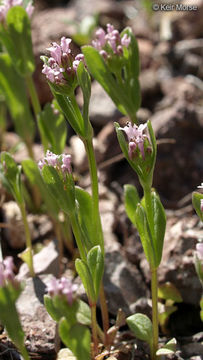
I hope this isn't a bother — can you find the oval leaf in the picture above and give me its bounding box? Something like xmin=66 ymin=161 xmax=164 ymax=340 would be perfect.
xmin=127 ymin=313 xmax=153 ymax=347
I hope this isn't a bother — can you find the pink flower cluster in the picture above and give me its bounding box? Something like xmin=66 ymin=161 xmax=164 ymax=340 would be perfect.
xmin=119 ymin=123 xmax=150 ymax=160
xmin=196 ymin=243 xmax=203 ymax=261
xmin=92 ymin=23 xmax=131 ymax=58
xmin=38 ymin=150 xmax=72 ymax=174
xmin=0 ymin=0 xmax=34 ymax=22
xmin=47 ymin=276 xmax=78 ymax=305
xmin=42 ymin=37 xmax=84 ymax=84
xmin=0 ymin=257 xmax=15 ymax=287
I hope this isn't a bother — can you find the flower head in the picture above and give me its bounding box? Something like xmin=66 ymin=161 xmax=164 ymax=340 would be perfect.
xmin=92 ymin=23 xmax=131 ymax=58
xmin=46 ymin=276 xmax=78 ymax=305
xmin=0 ymin=257 xmax=15 ymax=287
xmin=0 ymin=0 xmax=34 ymax=23
xmin=42 ymin=37 xmax=85 ymax=85
xmin=119 ymin=122 xmax=150 ymax=160
xmin=38 ymin=150 xmax=72 ymax=174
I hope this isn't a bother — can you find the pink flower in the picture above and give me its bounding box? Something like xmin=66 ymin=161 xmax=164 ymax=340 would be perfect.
xmin=119 ymin=123 xmax=149 ymax=160
xmin=121 ymin=33 xmax=131 ymax=48
xmin=47 ymin=276 xmax=78 ymax=305
xmin=38 ymin=151 xmax=72 ymax=174
xmin=61 ymin=154 xmax=72 ymax=173
xmin=42 ymin=37 xmax=85 ymax=84
xmin=26 ymin=1 xmax=34 ymax=17
xmin=0 ymin=256 xmax=15 ymax=287
xmin=0 ymin=0 xmax=34 ymax=23
xmin=196 ymin=243 xmax=203 ymax=260
xmin=200 ymin=199 xmax=203 ymax=212
xmin=92 ymin=23 xmax=131 ymax=57
xmin=60 ymin=37 xmax=71 ymax=54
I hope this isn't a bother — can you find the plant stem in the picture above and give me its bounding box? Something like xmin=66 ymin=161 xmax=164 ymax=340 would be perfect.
xmin=143 ymin=185 xmax=154 ymax=239
xmin=19 ymin=203 xmax=35 ymax=277
xmin=84 ymin=138 xmax=103 ymax=250
xmin=25 ymin=75 xmax=41 ymax=118
xmin=53 ymin=219 xmax=64 ymax=277
xmin=99 ymin=284 xmax=109 ymax=344
xmin=91 ymin=302 xmax=99 ymax=357
xmin=84 ymin=138 xmax=110 ymax=339
xmin=20 ymin=346 xmax=30 ymax=360
xmin=151 ymin=267 xmax=158 ymax=360
xmin=69 ymin=212 xmax=86 ymax=262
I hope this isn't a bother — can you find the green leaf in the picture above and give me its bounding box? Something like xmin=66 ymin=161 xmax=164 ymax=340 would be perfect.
xmin=158 ymin=304 xmax=177 ymax=329
xmin=59 ymin=319 xmax=91 ymax=360
xmin=87 ymin=246 xmax=104 ymax=299
xmin=0 ymin=152 xmax=23 ymax=204
xmin=22 ymin=159 xmax=59 ymax=218
xmin=38 ymin=102 xmax=67 ymax=154
xmin=192 ymin=192 xmax=203 ymax=222
xmin=75 ymin=187 xmax=101 ymax=251
xmin=0 ymin=285 xmax=29 ymax=359
xmin=83 ymin=46 xmax=126 ymax=115
xmin=76 ymin=300 xmax=91 ymax=326
xmin=1 ymin=6 xmax=35 ymax=76
xmin=41 ymin=165 xmax=75 ymax=214
xmin=127 ymin=313 xmax=153 ymax=348
xmin=52 ymin=92 xmax=85 ymax=138
xmin=156 ymin=338 xmax=177 ymax=356
xmin=124 ymin=184 xmax=140 ymax=225
xmin=0 ymin=54 xmax=35 ymax=143
xmin=151 ymin=190 xmax=166 ymax=267
xmin=158 ymin=282 xmax=182 ymax=303
xmin=44 ymin=294 xmax=63 ymax=322
xmin=76 ymin=62 xmax=92 ymax=139
xmin=135 ymin=203 xmax=155 ymax=267
xmin=75 ymin=258 xmax=96 ymax=302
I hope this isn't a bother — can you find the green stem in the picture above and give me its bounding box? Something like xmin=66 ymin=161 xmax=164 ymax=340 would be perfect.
xmin=19 ymin=203 xmax=35 ymax=277
xmin=69 ymin=212 xmax=86 ymax=262
xmin=151 ymin=267 xmax=158 ymax=360
xmin=99 ymin=284 xmax=110 ymax=345
xmin=91 ymin=303 xmax=99 ymax=357
xmin=53 ymin=219 xmax=64 ymax=277
xmin=20 ymin=346 xmax=30 ymax=360
xmin=84 ymin=139 xmax=110 ymax=339
xmin=143 ymin=185 xmax=154 ymax=239
xmin=84 ymin=138 xmax=104 ymax=252
xmin=25 ymin=75 xmax=41 ymax=118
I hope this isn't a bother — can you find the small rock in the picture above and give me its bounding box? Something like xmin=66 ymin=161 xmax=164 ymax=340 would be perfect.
xmin=57 ymin=348 xmax=77 ymax=360
xmin=103 ymin=242 xmax=149 ymax=316
xmin=158 ymin=215 xmax=202 ymax=305
xmin=181 ymin=343 xmax=203 ymax=358
xmin=16 ymin=275 xmax=59 ymax=357
xmin=17 ymin=240 xmax=59 ymax=280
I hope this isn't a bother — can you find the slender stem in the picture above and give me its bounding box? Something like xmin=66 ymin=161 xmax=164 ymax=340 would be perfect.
xmin=69 ymin=212 xmax=86 ymax=262
xmin=53 ymin=219 xmax=64 ymax=277
xmin=143 ymin=185 xmax=154 ymax=239
xmin=99 ymin=284 xmax=110 ymax=344
xmin=19 ymin=203 xmax=35 ymax=277
xmin=84 ymin=138 xmax=110 ymax=338
xmin=91 ymin=303 xmax=99 ymax=357
xmin=151 ymin=267 xmax=158 ymax=360
xmin=84 ymin=138 xmax=102 ymax=246
xmin=25 ymin=75 xmax=41 ymax=118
